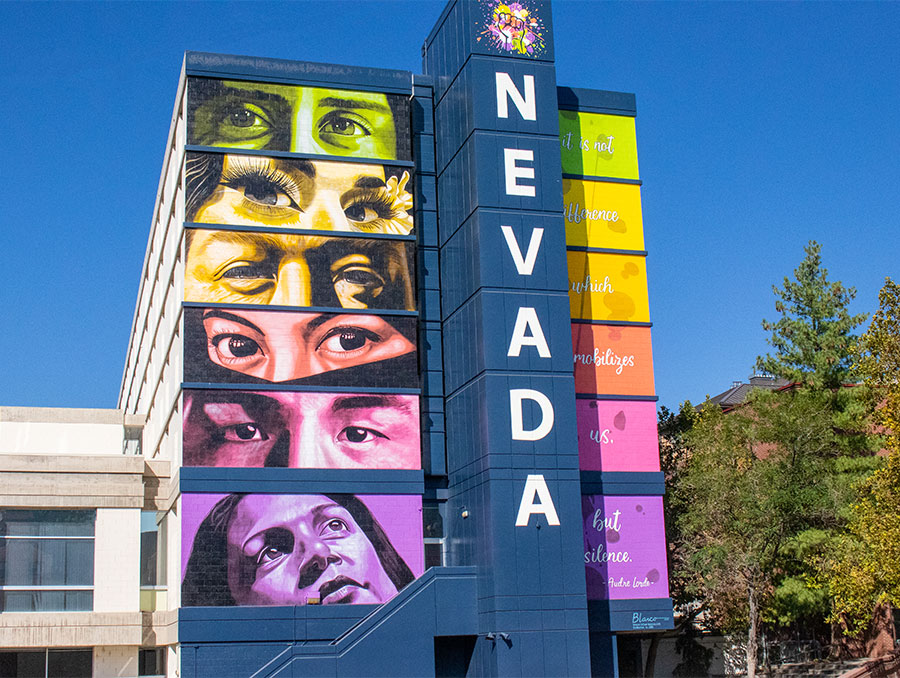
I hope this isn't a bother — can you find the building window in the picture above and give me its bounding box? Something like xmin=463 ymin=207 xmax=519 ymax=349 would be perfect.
xmin=140 ymin=512 xmax=167 ymax=612
xmin=0 ymin=510 xmax=94 ymax=612
xmin=138 ymin=648 xmax=166 ymax=677
xmin=423 ymin=503 xmax=444 ymax=569
xmin=0 ymin=648 xmax=92 ymax=677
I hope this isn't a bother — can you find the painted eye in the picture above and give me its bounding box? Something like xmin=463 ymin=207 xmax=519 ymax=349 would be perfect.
xmin=221 ymin=263 xmax=275 ymax=280
xmin=253 ymin=528 xmax=293 ymax=565
xmin=223 ymin=423 xmax=266 ymax=442
xmin=337 ymin=426 xmax=387 ymax=444
xmin=324 ymin=519 xmax=348 ymax=533
xmin=229 ymin=108 xmax=260 ymax=128
xmin=344 ymin=204 xmax=381 ymax=223
xmin=320 ymin=115 xmax=370 ymax=138
xmin=212 ymin=335 xmax=262 ymax=359
xmin=317 ymin=327 xmax=380 ymax=355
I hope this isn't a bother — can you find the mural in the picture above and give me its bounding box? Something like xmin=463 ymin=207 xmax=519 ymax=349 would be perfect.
xmin=183 ymin=229 xmax=415 ymax=310
xmin=576 ymin=399 xmax=660 ymax=473
xmin=567 ymin=251 xmax=650 ymax=322
xmin=182 ymin=390 xmax=421 ymax=470
xmin=185 ymin=152 xmax=414 ymax=235
xmin=562 ymin=179 xmax=644 ymax=250
xmin=571 ymin=324 xmax=655 ymax=396
xmin=187 ymin=78 xmax=411 ymax=160
xmin=477 ymin=1 xmax=545 ymax=57
xmin=559 ymin=110 xmax=639 ymax=180
xmin=182 ymin=493 xmax=423 ymax=607
xmin=183 ymin=307 xmax=417 ymax=387
xmin=582 ymin=495 xmax=669 ymax=601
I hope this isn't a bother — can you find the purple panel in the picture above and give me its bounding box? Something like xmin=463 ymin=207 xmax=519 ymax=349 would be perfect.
xmin=576 ymin=400 xmax=660 ymax=472
xmin=181 ymin=493 xmax=423 ymax=607
xmin=582 ymin=495 xmax=669 ymax=601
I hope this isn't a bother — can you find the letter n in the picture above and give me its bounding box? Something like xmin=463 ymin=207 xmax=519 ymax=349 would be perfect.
xmin=496 ymin=72 xmax=536 ymax=121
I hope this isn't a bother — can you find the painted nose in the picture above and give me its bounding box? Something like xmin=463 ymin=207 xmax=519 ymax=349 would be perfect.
xmin=308 ymin=192 xmax=350 ymax=232
xmin=269 ymin=347 xmax=313 ymax=382
xmin=269 ymin=261 xmax=313 ymax=307
xmin=296 ymin=540 xmax=337 ymax=591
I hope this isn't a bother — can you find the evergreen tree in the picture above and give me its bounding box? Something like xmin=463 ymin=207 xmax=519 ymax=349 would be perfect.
xmin=756 ymin=240 xmax=868 ymax=389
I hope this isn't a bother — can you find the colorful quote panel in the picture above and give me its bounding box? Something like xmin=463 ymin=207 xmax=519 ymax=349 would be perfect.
xmin=576 ymin=399 xmax=661 ymax=472
xmin=183 ymin=229 xmax=416 ymax=310
xmin=182 ymin=389 xmax=421 ymax=470
xmin=185 ymin=152 xmax=415 ymax=235
xmin=571 ymin=324 xmax=655 ymax=396
xmin=183 ymin=307 xmax=418 ymax=388
xmin=582 ymin=495 xmax=669 ymax=601
xmin=181 ymin=493 xmax=424 ymax=607
xmin=567 ymin=251 xmax=650 ymax=322
xmin=559 ymin=111 xmax=639 ymax=180
xmin=187 ymin=77 xmax=411 ymax=161
xmin=562 ymin=179 xmax=644 ymax=250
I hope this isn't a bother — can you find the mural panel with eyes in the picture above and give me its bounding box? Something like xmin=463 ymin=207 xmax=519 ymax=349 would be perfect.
xmin=181 ymin=493 xmax=424 ymax=607
xmin=183 ymin=229 xmax=415 ymax=310
xmin=187 ymin=78 xmax=411 ymax=161
xmin=182 ymin=389 xmax=421 ymax=470
xmin=185 ymin=152 xmax=414 ymax=235
xmin=183 ymin=307 xmax=417 ymax=387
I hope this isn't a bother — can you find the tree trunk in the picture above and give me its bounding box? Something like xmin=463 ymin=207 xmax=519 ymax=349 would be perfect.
xmin=747 ymin=584 xmax=758 ymax=678
xmin=644 ymin=634 xmax=660 ymax=677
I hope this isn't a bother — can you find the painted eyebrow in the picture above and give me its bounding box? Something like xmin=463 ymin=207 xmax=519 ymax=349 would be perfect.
xmin=317 ymin=97 xmax=391 ymax=114
xmin=219 ymin=86 xmax=288 ymax=105
xmin=330 ymin=395 xmax=409 ymax=413
xmin=353 ymin=176 xmax=386 ymax=189
xmin=202 ymin=309 xmax=265 ymax=336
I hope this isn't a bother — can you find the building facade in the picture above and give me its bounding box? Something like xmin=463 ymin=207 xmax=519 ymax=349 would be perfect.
xmin=1 ymin=1 xmax=672 ymax=676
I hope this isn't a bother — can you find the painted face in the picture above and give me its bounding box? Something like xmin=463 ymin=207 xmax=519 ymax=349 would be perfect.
xmin=201 ymin=308 xmax=414 ymax=382
xmin=192 ymin=155 xmax=413 ymax=234
xmin=184 ymin=230 xmax=413 ymax=309
xmin=182 ymin=391 xmax=421 ymax=469
xmin=191 ymin=80 xmax=399 ymax=159
xmin=226 ymin=495 xmax=398 ymax=606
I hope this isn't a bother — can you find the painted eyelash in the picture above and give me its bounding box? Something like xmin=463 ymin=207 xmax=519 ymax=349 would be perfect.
xmin=220 ymin=160 xmax=303 ymax=208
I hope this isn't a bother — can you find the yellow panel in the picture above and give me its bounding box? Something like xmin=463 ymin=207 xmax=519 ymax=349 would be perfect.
xmin=567 ymin=251 xmax=650 ymax=322
xmin=563 ymin=179 xmax=644 ymax=250
xmin=559 ymin=110 xmax=639 ymax=179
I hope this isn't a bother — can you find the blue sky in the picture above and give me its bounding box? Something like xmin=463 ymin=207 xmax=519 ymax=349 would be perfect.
xmin=1 ymin=1 xmax=897 ymax=412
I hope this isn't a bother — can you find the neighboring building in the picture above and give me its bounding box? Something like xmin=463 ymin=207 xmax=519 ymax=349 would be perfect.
xmin=1 ymin=2 xmax=674 ymax=676
xmin=707 ymin=374 xmax=792 ymax=410
xmin=0 ymin=406 xmax=170 ymax=677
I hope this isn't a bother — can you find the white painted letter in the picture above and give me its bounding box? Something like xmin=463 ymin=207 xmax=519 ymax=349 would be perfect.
xmin=508 ymin=307 xmax=551 ymax=358
xmin=496 ymin=72 xmax=536 ymax=121
xmin=500 ymin=225 xmax=543 ymax=275
xmin=504 ymin=149 xmax=536 ymax=197
xmin=510 ymin=389 xmax=554 ymax=441
xmin=515 ymin=474 xmax=561 ymax=526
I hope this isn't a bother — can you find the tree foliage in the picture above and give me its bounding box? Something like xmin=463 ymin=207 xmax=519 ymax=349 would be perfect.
xmin=825 ymin=279 xmax=900 ymax=634
xmin=756 ymin=240 xmax=867 ymax=389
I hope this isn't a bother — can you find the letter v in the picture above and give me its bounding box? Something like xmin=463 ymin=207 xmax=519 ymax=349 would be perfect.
xmin=500 ymin=226 xmax=544 ymax=275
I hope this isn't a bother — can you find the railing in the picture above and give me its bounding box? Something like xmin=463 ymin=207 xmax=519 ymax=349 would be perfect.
xmin=842 ymin=650 xmax=900 ymax=678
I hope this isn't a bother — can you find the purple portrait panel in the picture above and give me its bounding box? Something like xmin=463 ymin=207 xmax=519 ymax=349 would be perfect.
xmin=182 ymin=389 xmax=421 ymax=470
xmin=582 ymin=495 xmax=669 ymax=601
xmin=181 ymin=493 xmax=424 ymax=607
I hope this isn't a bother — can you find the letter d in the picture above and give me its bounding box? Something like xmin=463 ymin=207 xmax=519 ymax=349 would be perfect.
xmin=510 ymin=389 xmax=554 ymax=441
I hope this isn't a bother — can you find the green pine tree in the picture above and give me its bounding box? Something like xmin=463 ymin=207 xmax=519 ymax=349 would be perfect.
xmin=756 ymin=240 xmax=868 ymax=389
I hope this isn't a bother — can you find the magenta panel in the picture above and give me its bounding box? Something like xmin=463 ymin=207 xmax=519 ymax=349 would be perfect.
xmin=576 ymin=399 xmax=660 ymax=472
xmin=582 ymin=495 xmax=669 ymax=601
xmin=181 ymin=493 xmax=423 ymax=607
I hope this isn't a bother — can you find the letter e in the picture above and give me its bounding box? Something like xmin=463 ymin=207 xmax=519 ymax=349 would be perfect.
xmin=504 ymin=149 xmax=536 ymax=197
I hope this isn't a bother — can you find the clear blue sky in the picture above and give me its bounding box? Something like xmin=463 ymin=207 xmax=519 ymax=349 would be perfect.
xmin=1 ymin=1 xmax=897 ymax=412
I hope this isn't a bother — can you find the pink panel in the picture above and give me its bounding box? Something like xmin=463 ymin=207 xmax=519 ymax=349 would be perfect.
xmin=577 ymin=399 xmax=660 ymax=472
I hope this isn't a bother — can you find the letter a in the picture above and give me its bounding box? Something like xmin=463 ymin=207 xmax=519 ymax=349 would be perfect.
xmin=508 ymin=307 xmax=551 ymax=358
xmin=515 ymin=475 xmax=561 ymax=526
xmin=510 ymin=389 xmax=554 ymax=441
xmin=500 ymin=225 xmax=543 ymax=275
xmin=496 ymin=72 xmax=537 ymax=121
